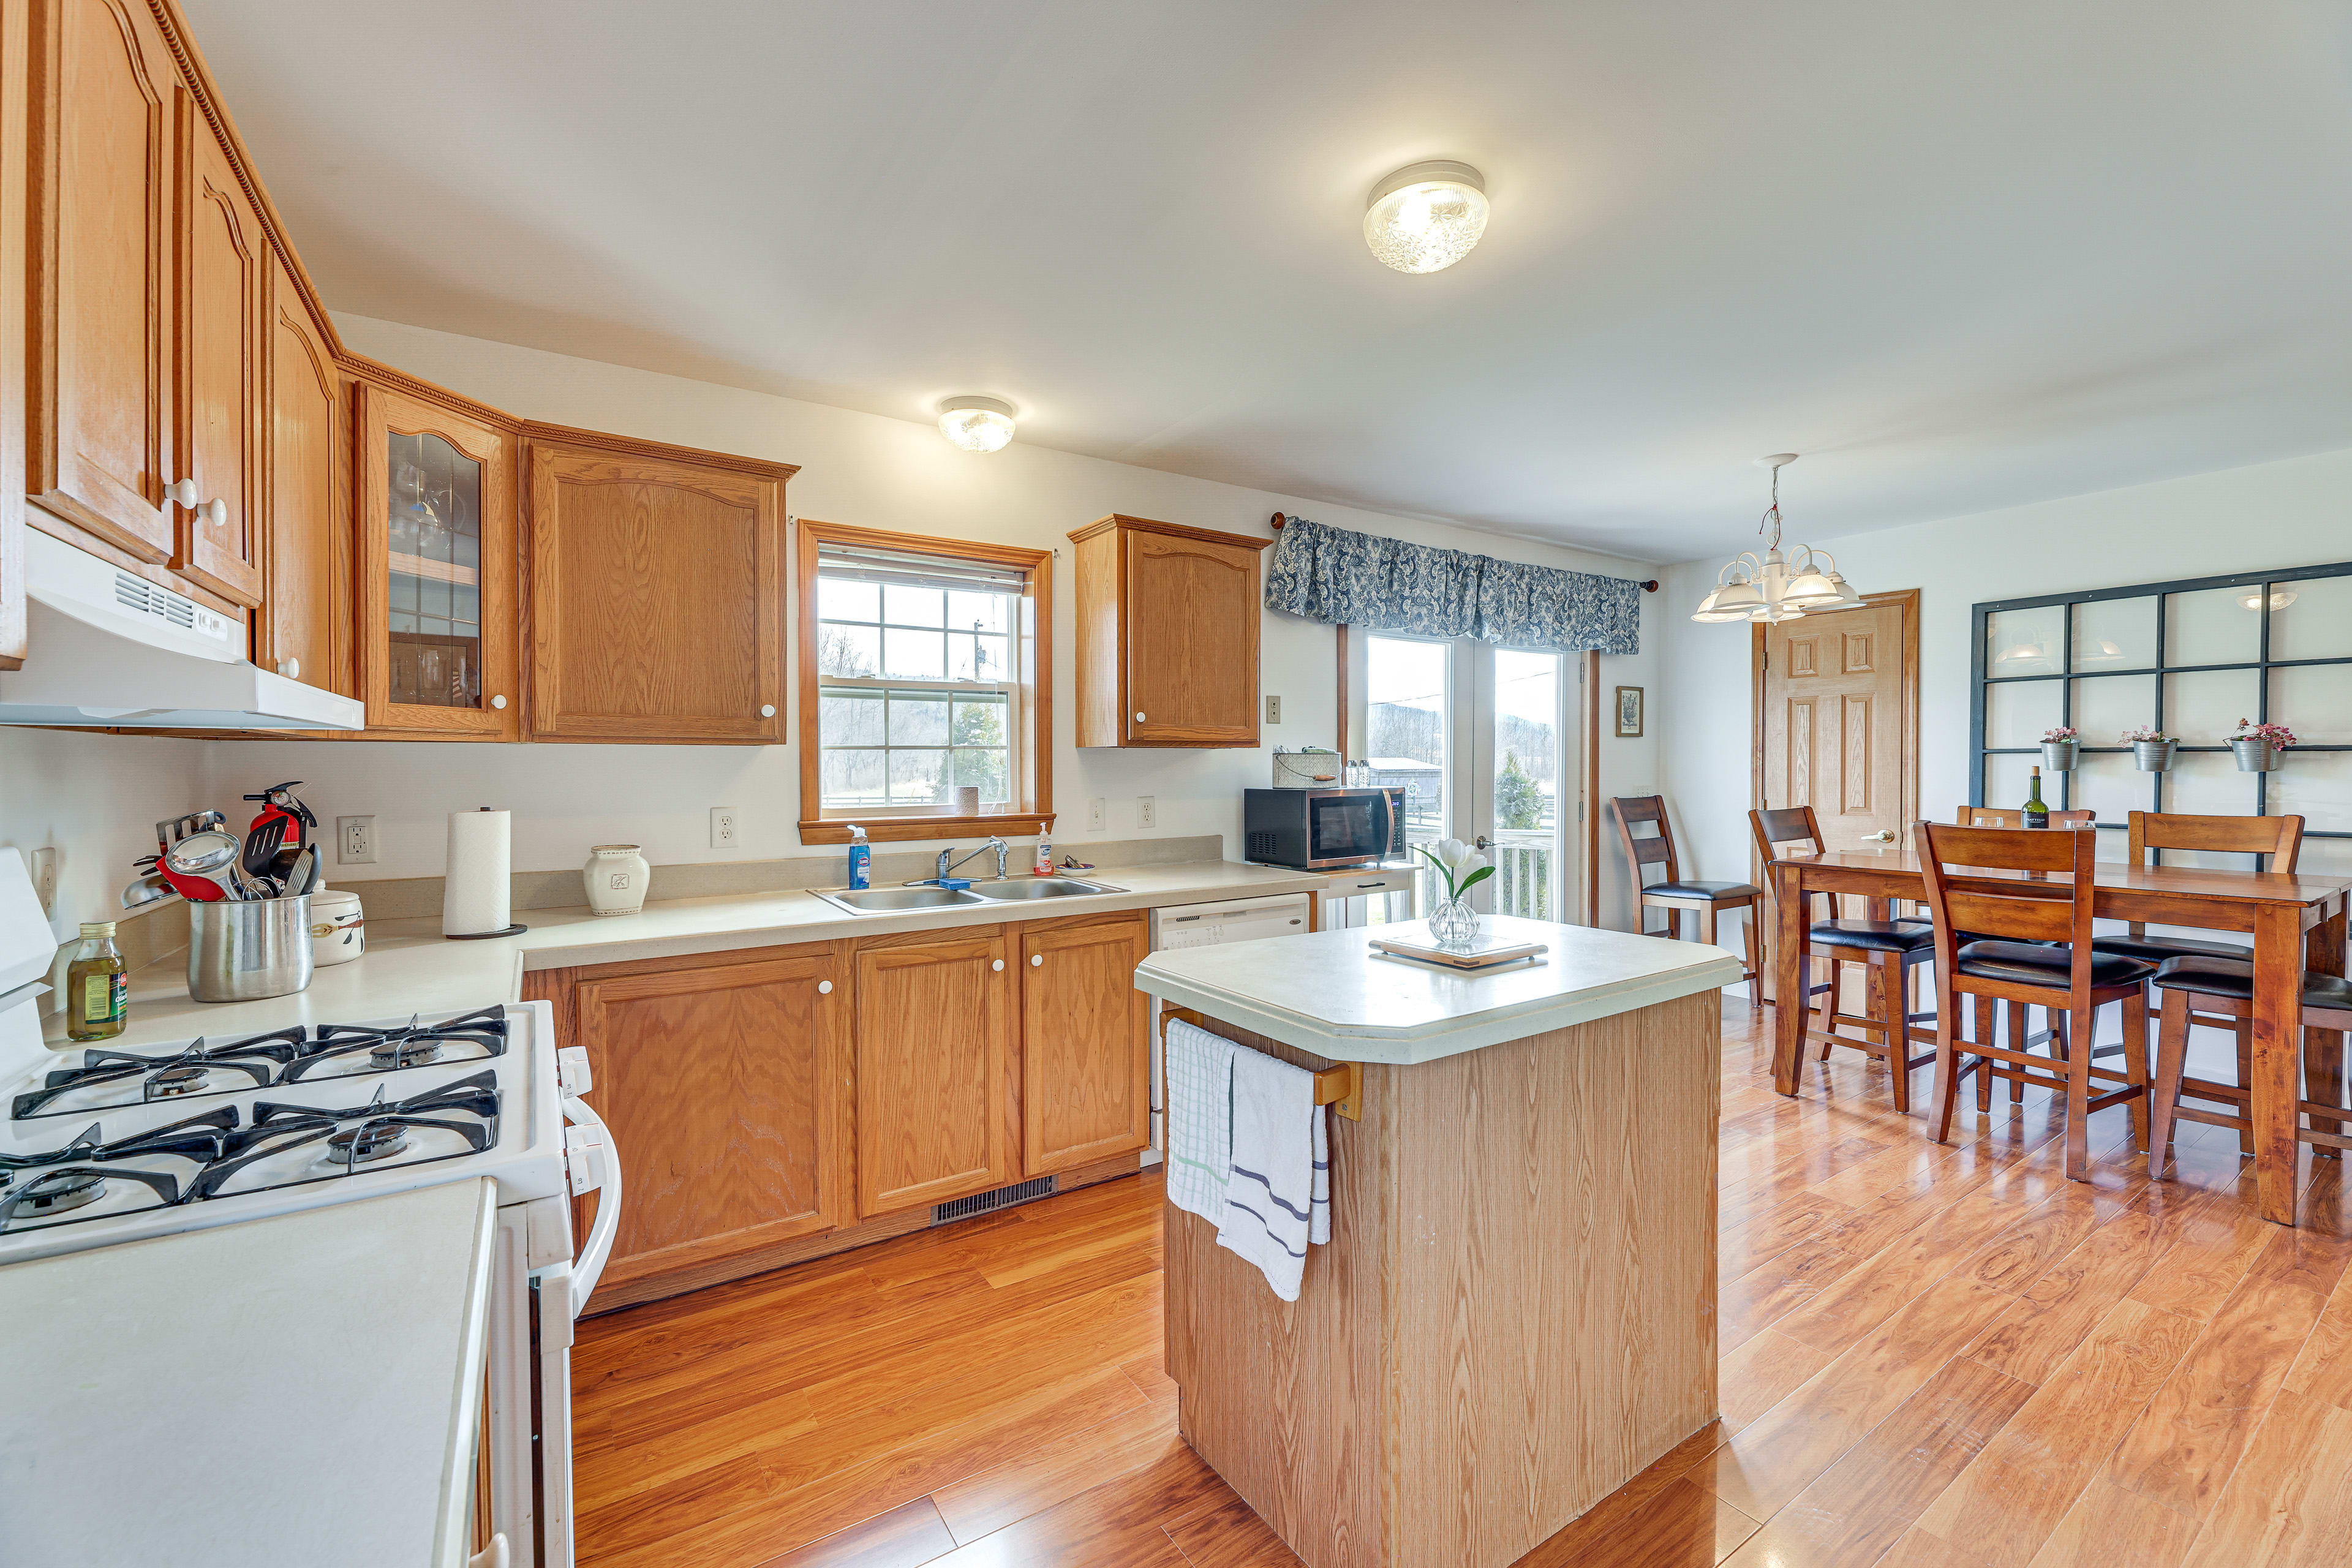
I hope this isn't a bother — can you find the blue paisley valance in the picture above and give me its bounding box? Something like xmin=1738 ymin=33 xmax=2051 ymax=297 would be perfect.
xmin=1262 ymin=515 xmax=1641 ymax=655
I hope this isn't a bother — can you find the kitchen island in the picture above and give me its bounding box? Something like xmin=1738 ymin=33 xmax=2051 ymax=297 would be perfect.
xmin=1136 ymin=914 xmax=1742 ymax=1568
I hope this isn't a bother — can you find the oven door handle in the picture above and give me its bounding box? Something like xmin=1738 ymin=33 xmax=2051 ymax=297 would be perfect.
xmin=562 ymin=1094 xmax=622 ymax=1320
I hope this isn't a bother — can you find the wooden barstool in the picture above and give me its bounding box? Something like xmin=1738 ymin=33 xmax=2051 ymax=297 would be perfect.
xmin=2094 ymin=811 xmax=2307 ymax=1158
xmin=1750 ymin=807 xmax=1938 ymax=1111
xmin=1610 ymin=796 xmax=1760 ymax=1005
xmin=2147 ymin=956 xmax=2352 ymax=1178
xmin=1953 ymin=807 xmax=2095 ymax=1109
xmin=1915 ymin=821 xmax=2154 ymax=1180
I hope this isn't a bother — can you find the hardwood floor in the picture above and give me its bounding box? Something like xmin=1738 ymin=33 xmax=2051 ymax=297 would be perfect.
xmin=573 ymin=999 xmax=2352 ymax=1568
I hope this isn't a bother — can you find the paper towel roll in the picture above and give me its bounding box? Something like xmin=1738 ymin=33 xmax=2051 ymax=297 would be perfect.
xmin=442 ymin=809 xmax=514 ymax=937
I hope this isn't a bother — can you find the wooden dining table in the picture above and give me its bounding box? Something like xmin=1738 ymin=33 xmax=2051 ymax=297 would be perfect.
xmin=1766 ymin=845 xmax=2352 ymax=1226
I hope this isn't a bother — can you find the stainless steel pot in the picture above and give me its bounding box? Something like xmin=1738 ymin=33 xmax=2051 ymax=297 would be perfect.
xmin=187 ymin=893 xmax=314 ymax=1001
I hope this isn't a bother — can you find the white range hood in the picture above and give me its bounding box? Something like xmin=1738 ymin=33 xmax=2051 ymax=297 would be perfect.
xmin=0 ymin=531 xmax=363 ymax=730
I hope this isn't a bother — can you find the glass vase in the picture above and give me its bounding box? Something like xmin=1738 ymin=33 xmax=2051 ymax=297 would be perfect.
xmin=1428 ymin=895 xmax=1480 ymax=953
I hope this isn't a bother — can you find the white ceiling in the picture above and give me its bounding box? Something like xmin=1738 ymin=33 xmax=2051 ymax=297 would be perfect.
xmin=183 ymin=0 xmax=2352 ymax=562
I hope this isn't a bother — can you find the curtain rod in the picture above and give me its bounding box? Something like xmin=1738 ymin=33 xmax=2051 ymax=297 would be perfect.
xmin=1267 ymin=512 xmax=1659 ymax=592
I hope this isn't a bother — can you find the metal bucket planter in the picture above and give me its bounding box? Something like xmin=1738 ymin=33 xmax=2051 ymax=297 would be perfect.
xmin=2133 ymin=739 xmax=2178 ymax=771
xmin=2042 ymin=739 xmax=2081 ymax=772
xmin=2233 ymin=737 xmax=2282 ymax=772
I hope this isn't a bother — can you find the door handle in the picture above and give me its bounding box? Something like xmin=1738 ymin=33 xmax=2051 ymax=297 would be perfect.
xmin=1863 ymin=830 xmax=1896 ymax=843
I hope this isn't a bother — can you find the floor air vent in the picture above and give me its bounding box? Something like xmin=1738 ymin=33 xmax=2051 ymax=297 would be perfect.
xmin=933 ymin=1175 xmax=1056 ymax=1224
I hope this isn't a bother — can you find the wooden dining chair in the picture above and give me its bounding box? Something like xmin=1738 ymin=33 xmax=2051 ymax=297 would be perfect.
xmin=1750 ymin=807 xmax=1937 ymax=1110
xmin=2147 ymin=954 xmax=2352 ymax=1178
xmin=1956 ymin=805 xmax=2097 ymax=827
xmin=1914 ymin=821 xmax=2154 ymax=1180
xmin=1611 ymin=796 xmax=1760 ymax=1004
xmin=2097 ymin=811 xmax=2306 ymax=1156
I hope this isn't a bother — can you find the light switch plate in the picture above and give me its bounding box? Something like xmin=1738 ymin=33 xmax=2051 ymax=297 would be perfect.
xmin=710 ymin=807 xmax=739 ymax=850
xmin=1088 ymin=797 xmax=1106 ymax=832
xmin=1137 ymin=796 xmax=1156 ymax=829
xmin=1265 ymin=695 xmax=1281 ymax=724
xmin=28 ymin=848 xmax=56 ymax=914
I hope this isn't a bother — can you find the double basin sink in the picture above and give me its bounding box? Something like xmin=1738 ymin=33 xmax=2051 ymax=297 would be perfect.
xmin=810 ymin=878 xmax=1128 ymax=915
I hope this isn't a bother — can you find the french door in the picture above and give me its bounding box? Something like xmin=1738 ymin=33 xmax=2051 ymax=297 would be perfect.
xmin=1344 ymin=633 xmax=1579 ymax=924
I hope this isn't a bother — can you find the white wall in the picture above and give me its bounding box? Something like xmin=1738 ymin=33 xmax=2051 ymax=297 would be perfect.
xmin=1658 ymin=444 xmax=2352 ymax=939
xmin=164 ymin=315 xmax=1666 ymax=930
xmin=0 ymin=728 xmax=211 ymax=948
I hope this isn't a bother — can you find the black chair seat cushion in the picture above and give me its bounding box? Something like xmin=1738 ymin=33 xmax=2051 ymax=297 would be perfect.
xmin=1811 ymin=919 xmax=1937 ymax=956
xmin=1643 ymin=880 xmax=1759 ymax=902
xmin=2090 ymin=933 xmax=2252 ymax=965
xmin=2150 ymin=955 xmax=2352 ymax=1012
xmin=1954 ymin=940 xmax=2155 ymax=989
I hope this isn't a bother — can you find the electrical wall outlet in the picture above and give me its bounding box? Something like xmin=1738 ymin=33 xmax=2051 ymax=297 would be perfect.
xmin=336 ymin=815 xmax=376 ymax=865
xmin=710 ymin=807 xmax=739 ymax=850
xmin=1265 ymin=695 xmax=1281 ymax=725
xmin=1088 ymin=797 xmax=1106 ymax=832
xmin=1136 ymin=796 xmax=1156 ymax=829
xmin=28 ymin=848 xmax=56 ymax=914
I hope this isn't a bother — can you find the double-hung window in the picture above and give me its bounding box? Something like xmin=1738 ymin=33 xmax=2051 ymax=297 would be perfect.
xmin=796 ymin=521 xmax=1052 ymax=842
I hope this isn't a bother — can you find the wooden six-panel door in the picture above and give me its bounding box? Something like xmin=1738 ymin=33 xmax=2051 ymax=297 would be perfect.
xmin=526 ymin=440 xmax=785 ymax=742
xmin=574 ymin=947 xmax=852 ymax=1294
xmin=1019 ymin=912 xmax=1151 ymax=1177
xmin=853 ymin=927 xmax=1014 ymax=1216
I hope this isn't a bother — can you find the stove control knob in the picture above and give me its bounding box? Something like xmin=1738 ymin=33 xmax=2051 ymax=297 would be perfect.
xmin=816 ymin=979 xmax=832 ymax=995
xmin=992 ymin=959 xmax=1005 ymax=971
xmin=761 ymin=704 xmax=777 ymax=718
xmin=491 ymin=694 xmax=507 ymax=709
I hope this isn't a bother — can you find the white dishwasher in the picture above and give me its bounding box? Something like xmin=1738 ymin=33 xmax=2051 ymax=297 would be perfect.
xmin=1145 ymin=892 xmax=1313 ymax=1157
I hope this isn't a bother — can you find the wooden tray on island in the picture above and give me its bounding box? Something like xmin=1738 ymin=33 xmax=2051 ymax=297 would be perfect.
xmin=1366 ymin=932 xmax=1549 ymax=970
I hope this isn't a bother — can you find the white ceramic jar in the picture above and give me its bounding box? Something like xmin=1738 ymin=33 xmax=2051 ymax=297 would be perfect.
xmin=584 ymin=845 xmax=650 ymax=916
xmin=308 ymin=888 xmax=366 ymax=967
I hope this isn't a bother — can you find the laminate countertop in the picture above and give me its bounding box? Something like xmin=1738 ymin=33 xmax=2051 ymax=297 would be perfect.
xmin=0 ymin=1179 xmax=497 ymax=1568
xmin=1136 ymin=913 xmax=1744 ymax=1064
xmin=50 ymin=859 xmax=1327 ymax=1050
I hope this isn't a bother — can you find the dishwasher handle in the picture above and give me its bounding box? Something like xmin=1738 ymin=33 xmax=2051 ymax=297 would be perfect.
xmin=562 ymin=1094 xmax=622 ymax=1319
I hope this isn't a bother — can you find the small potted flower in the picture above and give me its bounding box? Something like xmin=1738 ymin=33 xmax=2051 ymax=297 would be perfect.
xmin=2041 ymin=726 xmax=2080 ymax=772
xmin=1414 ymin=837 xmax=1493 ymax=952
xmin=2231 ymin=718 xmax=2296 ymax=772
xmin=2122 ymin=726 xmax=2176 ymax=771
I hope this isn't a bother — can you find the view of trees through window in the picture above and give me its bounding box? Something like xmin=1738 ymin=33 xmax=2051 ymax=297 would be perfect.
xmin=817 ymin=575 xmax=1018 ymax=810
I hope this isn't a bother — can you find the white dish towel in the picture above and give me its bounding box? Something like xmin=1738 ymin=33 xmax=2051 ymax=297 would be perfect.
xmin=1216 ymin=1046 xmax=1331 ymax=1303
xmin=1164 ymin=1019 xmax=1238 ymax=1224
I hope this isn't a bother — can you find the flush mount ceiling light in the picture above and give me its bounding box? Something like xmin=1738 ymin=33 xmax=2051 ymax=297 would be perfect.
xmin=1363 ymin=161 xmax=1489 ymax=274
xmin=937 ymin=396 xmax=1016 ymax=453
xmin=1692 ymin=455 xmax=1865 ymax=625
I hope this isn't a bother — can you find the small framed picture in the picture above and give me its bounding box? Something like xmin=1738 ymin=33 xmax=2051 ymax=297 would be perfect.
xmin=1614 ymin=685 xmax=1645 ymax=738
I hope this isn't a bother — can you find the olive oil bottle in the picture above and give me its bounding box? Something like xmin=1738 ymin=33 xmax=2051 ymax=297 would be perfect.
xmin=66 ymin=921 xmax=127 ymax=1041
xmin=2021 ymin=766 xmax=2051 ymax=829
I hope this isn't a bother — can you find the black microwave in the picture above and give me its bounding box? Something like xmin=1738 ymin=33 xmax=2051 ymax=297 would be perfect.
xmin=1243 ymin=786 xmax=1406 ymax=870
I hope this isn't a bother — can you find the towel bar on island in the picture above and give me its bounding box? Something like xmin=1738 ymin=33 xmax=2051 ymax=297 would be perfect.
xmin=1159 ymin=1005 xmax=1361 ymax=1120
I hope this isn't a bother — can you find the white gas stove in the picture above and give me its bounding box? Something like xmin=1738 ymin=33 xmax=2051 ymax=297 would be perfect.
xmin=0 ymin=848 xmax=619 ymax=1568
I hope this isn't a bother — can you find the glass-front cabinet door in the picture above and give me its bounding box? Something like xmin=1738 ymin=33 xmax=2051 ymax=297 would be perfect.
xmin=355 ymin=380 xmax=518 ymax=737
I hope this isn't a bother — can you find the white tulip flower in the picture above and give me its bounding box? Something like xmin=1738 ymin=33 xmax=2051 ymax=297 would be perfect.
xmin=1435 ymin=837 xmax=1468 ymax=867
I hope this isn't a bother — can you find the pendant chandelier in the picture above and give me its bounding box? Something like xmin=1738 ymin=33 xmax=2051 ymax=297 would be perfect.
xmin=1691 ymin=454 xmax=1864 ymax=624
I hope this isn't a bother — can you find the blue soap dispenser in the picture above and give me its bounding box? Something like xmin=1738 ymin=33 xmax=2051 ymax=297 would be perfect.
xmin=846 ymin=824 xmax=871 ymax=890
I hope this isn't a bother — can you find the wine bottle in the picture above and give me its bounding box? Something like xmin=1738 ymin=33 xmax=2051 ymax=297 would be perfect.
xmin=2022 ymin=766 xmax=2049 ymax=829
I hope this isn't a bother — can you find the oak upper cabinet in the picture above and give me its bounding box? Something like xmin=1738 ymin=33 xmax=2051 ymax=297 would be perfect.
xmin=853 ymin=927 xmax=1014 ymax=1217
xmin=524 ymin=436 xmax=791 ymax=743
xmin=27 ymin=0 xmax=179 ymax=565
xmin=573 ymin=946 xmax=853 ymax=1296
xmin=167 ymin=93 xmax=263 ymax=606
xmin=254 ymin=255 xmax=345 ymax=693
xmin=1069 ymin=513 xmax=1270 ymax=747
xmin=355 ymin=377 xmax=519 ymax=738
xmin=1019 ymin=912 xmax=1152 ymax=1177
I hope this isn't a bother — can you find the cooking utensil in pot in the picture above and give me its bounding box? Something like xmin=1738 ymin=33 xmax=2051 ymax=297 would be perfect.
xmin=163 ymin=829 xmax=243 ymax=902
xmin=239 ymin=781 xmax=315 ymax=875
xmin=154 ymin=810 xmax=227 ymax=859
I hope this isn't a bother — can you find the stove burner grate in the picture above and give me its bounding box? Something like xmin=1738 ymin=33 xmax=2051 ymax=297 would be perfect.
xmin=12 ymin=1028 xmax=304 ymax=1120
xmin=367 ymin=1040 xmax=443 ymax=1071
xmin=324 ymin=1121 xmax=412 ymax=1166
xmin=286 ymin=1006 xmax=506 ymax=1085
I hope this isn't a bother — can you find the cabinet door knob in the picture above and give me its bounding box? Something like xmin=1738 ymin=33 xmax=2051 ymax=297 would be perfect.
xmin=276 ymin=657 xmax=300 ymax=679
xmin=491 ymin=695 xmax=507 ymax=710
xmin=165 ymin=478 xmax=199 ymax=508
xmin=816 ymin=979 xmax=832 ymax=995
xmin=760 ymin=704 xmax=777 ymax=718
xmin=1134 ymin=712 xmax=1146 ymax=723
xmin=991 ymin=959 xmax=1005 ymax=971
xmin=203 ymin=498 xmax=228 ymax=528
xmin=1030 ymin=953 xmax=1043 ymax=967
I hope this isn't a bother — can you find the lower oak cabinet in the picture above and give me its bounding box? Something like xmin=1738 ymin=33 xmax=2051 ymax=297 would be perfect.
xmin=851 ymin=926 xmax=1017 ymax=1217
xmin=532 ymin=910 xmax=1153 ymax=1310
xmin=567 ymin=944 xmax=853 ymax=1298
